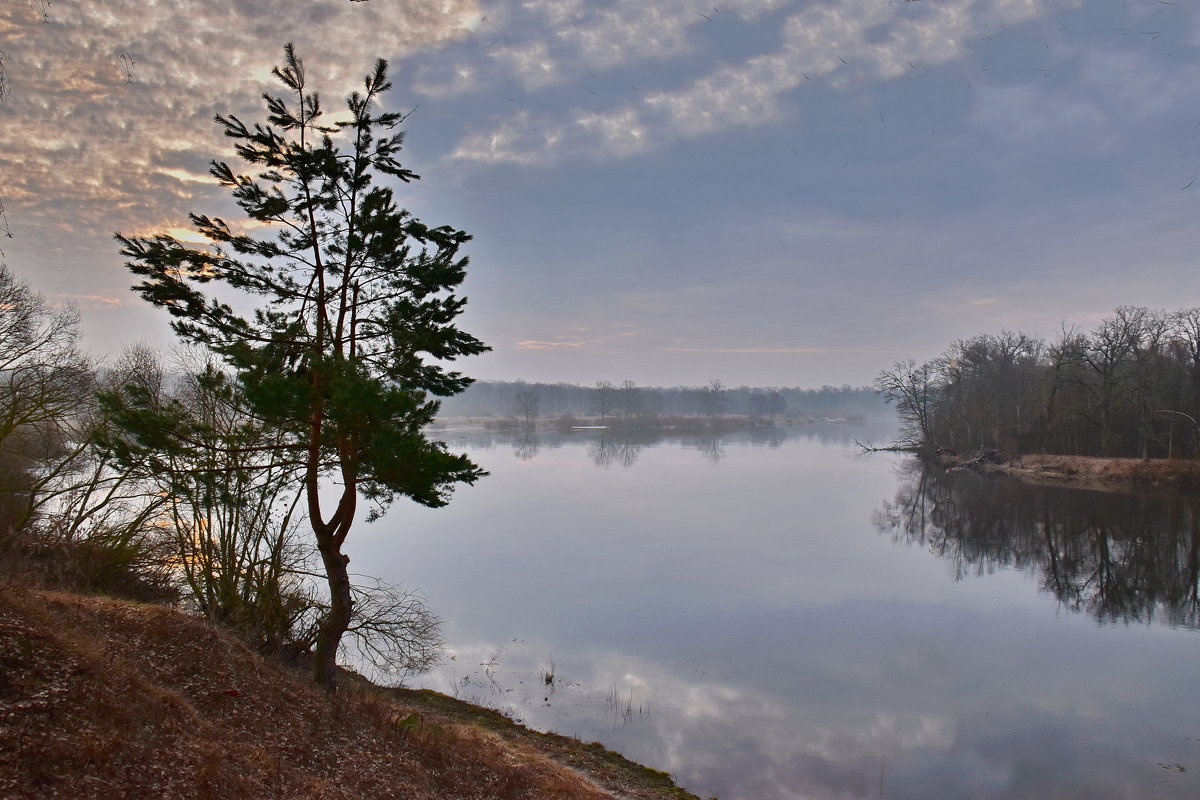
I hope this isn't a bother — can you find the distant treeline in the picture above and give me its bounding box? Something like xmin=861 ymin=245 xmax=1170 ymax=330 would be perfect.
xmin=437 ymin=379 xmax=883 ymax=421
xmin=877 ymin=306 xmax=1200 ymax=458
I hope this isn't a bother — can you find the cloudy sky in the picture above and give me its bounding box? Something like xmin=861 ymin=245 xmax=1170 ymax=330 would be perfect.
xmin=2 ymin=0 xmax=1198 ymax=387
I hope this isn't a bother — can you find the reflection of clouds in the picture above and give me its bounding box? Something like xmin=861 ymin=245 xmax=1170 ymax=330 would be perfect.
xmin=419 ymin=627 xmax=1200 ymax=800
xmin=367 ymin=432 xmax=1200 ymax=800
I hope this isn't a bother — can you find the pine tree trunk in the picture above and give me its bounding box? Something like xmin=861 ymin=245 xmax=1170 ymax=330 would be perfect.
xmin=314 ymin=535 xmax=352 ymax=692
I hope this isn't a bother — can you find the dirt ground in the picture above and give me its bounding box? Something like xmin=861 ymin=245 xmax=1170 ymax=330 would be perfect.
xmin=0 ymin=585 xmax=700 ymax=800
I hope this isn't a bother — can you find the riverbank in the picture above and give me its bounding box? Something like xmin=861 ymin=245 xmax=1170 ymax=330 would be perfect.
xmin=937 ymin=450 xmax=1200 ymax=493
xmin=0 ymin=585 xmax=700 ymax=800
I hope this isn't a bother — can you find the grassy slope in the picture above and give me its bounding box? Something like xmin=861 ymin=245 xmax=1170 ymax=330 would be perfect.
xmin=0 ymin=586 xmax=701 ymax=800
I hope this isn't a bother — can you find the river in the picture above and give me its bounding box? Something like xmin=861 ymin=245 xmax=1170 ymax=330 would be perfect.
xmin=352 ymin=420 xmax=1200 ymax=800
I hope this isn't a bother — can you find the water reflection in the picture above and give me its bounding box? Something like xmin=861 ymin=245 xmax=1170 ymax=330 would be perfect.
xmin=690 ymin=435 xmax=725 ymax=465
xmin=588 ymin=434 xmax=645 ymax=467
xmin=426 ymin=620 xmax=1200 ymax=800
xmin=364 ymin=429 xmax=1200 ymax=800
xmin=877 ymin=461 xmax=1200 ymax=628
xmin=433 ymin=418 xmax=885 ymax=467
xmin=513 ymin=429 xmax=540 ymax=461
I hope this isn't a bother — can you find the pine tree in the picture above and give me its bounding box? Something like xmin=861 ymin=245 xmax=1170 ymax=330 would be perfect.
xmin=115 ymin=44 xmax=488 ymax=690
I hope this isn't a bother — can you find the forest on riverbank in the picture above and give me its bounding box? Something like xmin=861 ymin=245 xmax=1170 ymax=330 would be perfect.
xmin=875 ymin=306 xmax=1200 ymax=459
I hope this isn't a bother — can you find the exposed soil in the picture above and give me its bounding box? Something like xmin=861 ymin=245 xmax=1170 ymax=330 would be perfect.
xmin=937 ymin=451 xmax=1200 ymax=494
xmin=0 ymin=585 xmax=701 ymax=800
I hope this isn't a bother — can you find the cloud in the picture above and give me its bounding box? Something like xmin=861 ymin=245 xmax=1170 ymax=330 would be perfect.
xmin=486 ymin=0 xmax=706 ymax=90
xmin=412 ymin=59 xmax=480 ymax=96
xmin=423 ymin=0 xmax=800 ymax=102
xmin=61 ymin=294 xmax=127 ymax=308
xmin=494 ymin=39 xmax=562 ymax=90
xmin=574 ymin=106 xmax=649 ymax=156
xmin=971 ymin=80 xmax=1114 ymax=146
xmin=448 ymin=0 xmax=1084 ymax=166
xmin=662 ymin=345 xmax=830 ymax=355
xmin=0 ymin=0 xmax=479 ymax=236
xmin=158 ymin=168 xmax=220 ymax=185
xmin=515 ymin=339 xmax=585 ymax=350
xmin=661 ymin=346 xmax=872 ymax=354
xmin=451 ymin=110 xmax=569 ymax=164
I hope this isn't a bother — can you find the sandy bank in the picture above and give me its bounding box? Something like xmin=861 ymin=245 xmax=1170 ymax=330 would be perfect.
xmin=937 ymin=451 xmax=1200 ymax=494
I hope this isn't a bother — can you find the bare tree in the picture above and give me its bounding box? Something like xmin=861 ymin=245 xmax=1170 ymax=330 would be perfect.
xmin=1081 ymin=306 xmax=1150 ymax=455
xmin=699 ymin=378 xmax=725 ymax=419
xmin=591 ymin=380 xmax=617 ymax=420
xmin=0 ymin=270 xmax=174 ymax=597
xmin=874 ymin=359 xmax=940 ymax=450
xmin=0 ymin=48 xmax=8 ymax=105
xmin=340 ymin=579 xmax=443 ymax=680
xmin=0 ymin=264 xmax=92 ymax=539
xmin=102 ymin=349 xmax=445 ymax=665
xmin=513 ymin=388 xmax=540 ymax=425
xmin=154 ymin=360 xmax=310 ymax=651
xmin=618 ymin=379 xmax=643 ymax=420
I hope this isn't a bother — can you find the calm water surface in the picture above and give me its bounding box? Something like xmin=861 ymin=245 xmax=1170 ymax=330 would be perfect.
xmin=353 ymin=421 xmax=1200 ymax=800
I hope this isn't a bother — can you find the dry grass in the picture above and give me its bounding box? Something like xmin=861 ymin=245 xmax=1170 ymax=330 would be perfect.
xmin=0 ymin=585 xmax=698 ymax=800
xmin=1001 ymin=454 xmax=1200 ymax=493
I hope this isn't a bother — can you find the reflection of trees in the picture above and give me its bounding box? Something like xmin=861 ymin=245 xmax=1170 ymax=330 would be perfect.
xmin=588 ymin=430 xmax=728 ymax=466
xmin=441 ymin=419 xmax=875 ymax=453
xmin=876 ymin=462 xmax=1200 ymax=627
xmin=742 ymin=426 xmax=788 ymax=449
xmin=588 ymin=434 xmax=644 ymax=468
xmin=453 ymin=422 xmax=882 ymax=466
xmin=513 ymin=431 xmax=540 ymax=461
xmin=691 ymin=436 xmax=724 ymax=465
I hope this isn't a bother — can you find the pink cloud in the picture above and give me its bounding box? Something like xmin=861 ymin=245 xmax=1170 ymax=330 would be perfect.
xmin=61 ymin=294 xmax=127 ymax=307
xmin=515 ymin=339 xmax=585 ymax=350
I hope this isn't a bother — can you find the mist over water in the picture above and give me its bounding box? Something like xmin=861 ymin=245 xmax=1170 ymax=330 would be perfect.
xmin=354 ymin=421 xmax=1200 ymax=800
